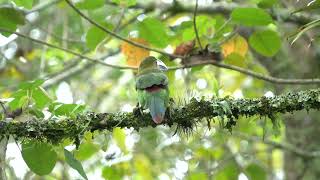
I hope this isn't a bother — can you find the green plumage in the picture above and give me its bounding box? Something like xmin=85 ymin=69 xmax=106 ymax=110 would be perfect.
xmin=136 ymin=73 xmax=168 ymax=89
xmin=136 ymin=56 xmax=169 ymax=124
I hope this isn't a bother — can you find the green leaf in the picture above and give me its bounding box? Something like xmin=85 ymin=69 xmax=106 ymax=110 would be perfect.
xmin=102 ymin=167 xmax=122 ymax=180
xmin=32 ymin=87 xmax=51 ymax=109
xmin=249 ymin=30 xmax=281 ymax=57
xmin=182 ymin=27 xmax=195 ymax=41
xmin=75 ymin=142 xmax=99 ymax=161
xmin=21 ymin=141 xmax=57 ymax=176
xmin=172 ymin=21 xmax=197 ymax=42
xmin=138 ymin=17 xmax=169 ymax=48
xmin=245 ymin=164 xmax=267 ymax=180
xmin=191 ymin=65 xmax=204 ymax=72
xmin=188 ymin=172 xmax=208 ymax=180
xmin=64 ymin=149 xmax=88 ymax=180
xmin=212 ymin=77 xmax=220 ymax=97
xmin=212 ymin=15 xmax=233 ymax=43
xmin=29 ymin=108 xmax=44 ymax=118
xmin=49 ymin=103 xmax=85 ymax=116
xmin=13 ymin=0 xmax=34 ymax=9
xmin=86 ymin=23 xmax=113 ymax=50
xmin=215 ymin=163 xmax=239 ymax=180
xmin=292 ymin=0 xmax=320 ymax=13
xmin=113 ymin=127 xmax=127 ymax=153
xmin=258 ymin=0 xmax=278 ymax=8
xmin=0 ymin=7 xmax=25 ymax=36
xmin=8 ymin=90 xmax=27 ymax=110
xmin=111 ymin=0 xmax=136 ymax=7
xmin=75 ymin=0 xmax=105 ymax=10
xmin=18 ymin=95 xmax=29 ymax=108
xmin=86 ymin=27 xmax=106 ymax=50
xmin=231 ymin=8 xmax=273 ymax=26
xmin=270 ymin=115 xmax=281 ymax=136
xmin=195 ymin=15 xmax=216 ymax=38
xmin=224 ymin=52 xmax=246 ymax=67
xmin=19 ymin=79 xmax=45 ymax=90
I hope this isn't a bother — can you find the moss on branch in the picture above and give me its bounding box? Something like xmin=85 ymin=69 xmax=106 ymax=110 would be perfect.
xmin=0 ymin=89 xmax=319 ymax=144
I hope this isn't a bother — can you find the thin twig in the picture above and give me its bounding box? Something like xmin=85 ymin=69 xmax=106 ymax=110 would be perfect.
xmin=43 ymin=50 xmax=120 ymax=88
xmin=215 ymin=18 xmax=231 ymax=36
xmin=64 ymin=0 xmax=181 ymax=59
xmin=0 ymin=28 xmax=136 ymax=70
xmin=193 ymin=0 xmax=203 ymax=50
xmin=168 ymin=60 xmax=320 ymax=84
xmin=0 ymin=101 xmax=7 ymax=116
xmin=114 ymin=8 xmax=126 ymax=32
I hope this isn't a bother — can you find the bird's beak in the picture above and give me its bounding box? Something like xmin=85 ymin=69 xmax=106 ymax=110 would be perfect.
xmin=156 ymin=60 xmax=168 ymax=71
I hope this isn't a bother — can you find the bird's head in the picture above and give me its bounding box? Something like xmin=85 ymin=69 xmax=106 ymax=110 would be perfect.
xmin=138 ymin=56 xmax=168 ymax=75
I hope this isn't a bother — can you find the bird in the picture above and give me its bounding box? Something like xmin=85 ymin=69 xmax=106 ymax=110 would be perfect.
xmin=135 ymin=56 xmax=169 ymax=124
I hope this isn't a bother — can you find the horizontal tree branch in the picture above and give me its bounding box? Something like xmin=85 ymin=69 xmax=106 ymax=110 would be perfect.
xmin=172 ymin=59 xmax=320 ymax=85
xmin=42 ymin=50 xmax=120 ymax=89
xmin=0 ymin=28 xmax=136 ymax=70
xmin=0 ymin=89 xmax=319 ymax=144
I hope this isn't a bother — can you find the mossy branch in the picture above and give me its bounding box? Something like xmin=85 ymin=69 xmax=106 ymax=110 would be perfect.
xmin=0 ymin=89 xmax=319 ymax=144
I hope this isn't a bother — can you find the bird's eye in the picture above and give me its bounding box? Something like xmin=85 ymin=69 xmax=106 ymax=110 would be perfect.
xmin=157 ymin=60 xmax=168 ymax=71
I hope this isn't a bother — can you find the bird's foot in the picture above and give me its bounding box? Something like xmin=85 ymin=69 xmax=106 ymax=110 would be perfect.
xmin=133 ymin=103 xmax=143 ymax=116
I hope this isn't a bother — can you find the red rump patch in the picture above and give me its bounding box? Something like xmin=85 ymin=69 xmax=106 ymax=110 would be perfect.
xmin=145 ymin=84 xmax=165 ymax=92
xmin=153 ymin=115 xmax=163 ymax=124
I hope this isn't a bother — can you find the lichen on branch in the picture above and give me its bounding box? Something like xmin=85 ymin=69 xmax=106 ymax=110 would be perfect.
xmin=0 ymin=89 xmax=319 ymax=144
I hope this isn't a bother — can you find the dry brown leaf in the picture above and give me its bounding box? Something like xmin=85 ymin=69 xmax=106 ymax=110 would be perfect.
xmin=173 ymin=40 xmax=195 ymax=56
xmin=121 ymin=38 xmax=150 ymax=67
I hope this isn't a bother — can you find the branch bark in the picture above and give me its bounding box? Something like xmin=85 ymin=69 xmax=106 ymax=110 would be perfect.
xmin=0 ymin=137 xmax=8 ymax=180
xmin=0 ymin=89 xmax=319 ymax=144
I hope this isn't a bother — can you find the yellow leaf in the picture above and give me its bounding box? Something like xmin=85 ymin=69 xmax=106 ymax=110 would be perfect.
xmin=25 ymin=50 xmax=37 ymax=61
xmin=134 ymin=154 xmax=152 ymax=179
xmin=1 ymin=90 xmax=11 ymax=98
xmin=221 ymin=35 xmax=248 ymax=58
xmin=121 ymin=38 xmax=150 ymax=67
xmin=7 ymin=67 xmax=23 ymax=80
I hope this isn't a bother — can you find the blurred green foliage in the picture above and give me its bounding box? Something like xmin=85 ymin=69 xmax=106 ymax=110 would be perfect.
xmin=0 ymin=0 xmax=319 ymax=179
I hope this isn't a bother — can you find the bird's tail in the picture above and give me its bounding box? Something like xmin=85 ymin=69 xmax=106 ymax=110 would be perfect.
xmin=149 ymin=96 xmax=166 ymax=124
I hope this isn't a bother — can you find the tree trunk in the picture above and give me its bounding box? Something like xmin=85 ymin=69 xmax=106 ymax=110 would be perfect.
xmin=0 ymin=137 xmax=8 ymax=180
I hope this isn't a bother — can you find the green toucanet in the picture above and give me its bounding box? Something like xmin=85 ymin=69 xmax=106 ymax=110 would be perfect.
xmin=135 ymin=56 xmax=169 ymax=124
